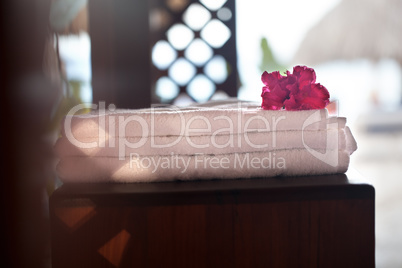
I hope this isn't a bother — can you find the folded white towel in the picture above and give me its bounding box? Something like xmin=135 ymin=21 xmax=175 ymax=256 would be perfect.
xmin=55 ymin=101 xmax=357 ymax=183
xmin=56 ymin=149 xmax=351 ymax=183
xmin=55 ymin=128 xmax=355 ymax=158
xmin=61 ymin=103 xmax=338 ymax=139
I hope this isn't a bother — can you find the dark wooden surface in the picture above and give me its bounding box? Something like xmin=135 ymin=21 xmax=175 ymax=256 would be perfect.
xmin=50 ymin=174 xmax=375 ymax=267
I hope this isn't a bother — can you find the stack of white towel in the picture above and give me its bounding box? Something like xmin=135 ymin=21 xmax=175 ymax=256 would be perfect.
xmin=55 ymin=100 xmax=357 ymax=183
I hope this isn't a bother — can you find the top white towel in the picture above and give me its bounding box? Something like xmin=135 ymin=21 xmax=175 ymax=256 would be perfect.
xmin=61 ymin=101 xmax=344 ymax=140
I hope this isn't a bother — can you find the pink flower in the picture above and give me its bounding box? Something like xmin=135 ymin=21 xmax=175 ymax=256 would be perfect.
xmin=261 ymin=65 xmax=330 ymax=111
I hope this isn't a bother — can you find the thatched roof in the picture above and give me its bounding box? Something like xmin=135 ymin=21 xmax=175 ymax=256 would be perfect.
xmin=293 ymin=0 xmax=402 ymax=65
xmin=49 ymin=0 xmax=88 ymax=35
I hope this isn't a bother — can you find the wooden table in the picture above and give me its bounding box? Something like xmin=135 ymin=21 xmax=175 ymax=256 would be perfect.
xmin=50 ymin=174 xmax=375 ymax=267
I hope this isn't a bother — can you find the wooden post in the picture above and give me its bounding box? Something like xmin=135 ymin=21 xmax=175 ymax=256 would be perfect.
xmin=89 ymin=0 xmax=151 ymax=109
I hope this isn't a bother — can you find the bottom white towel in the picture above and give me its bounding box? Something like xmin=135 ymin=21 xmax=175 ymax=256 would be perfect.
xmin=57 ymin=149 xmax=350 ymax=183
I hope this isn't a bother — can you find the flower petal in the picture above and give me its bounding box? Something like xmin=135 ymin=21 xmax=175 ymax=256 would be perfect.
xmin=310 ymin=83 xmax=330 ymax=100
xmin=261 ymin=71 xmax=290 ymax=110
xmin=293 ymin=65 xmax=316 ymax=87
xmin=300 ymin=97 xmax=329 ymax=110
xmin=283 ymin=94 xmax=299 ymax=110
xmin=261 ymin=90 xmax=284 ymax=110
xmin=261 ymin=71 xmax=283 ymax=86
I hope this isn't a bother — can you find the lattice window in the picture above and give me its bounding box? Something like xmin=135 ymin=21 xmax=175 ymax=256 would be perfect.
xmin=150 ymin=0 xmax=237 ymax=104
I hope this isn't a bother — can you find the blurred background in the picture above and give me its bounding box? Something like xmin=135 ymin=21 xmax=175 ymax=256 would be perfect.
xmin=2 ymin=0 xmax=402 ymax=267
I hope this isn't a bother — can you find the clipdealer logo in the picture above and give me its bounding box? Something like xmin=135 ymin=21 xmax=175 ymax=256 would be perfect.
xmin=302 ymin=110 xmax=339 ymax=167
xmin=63 ymin=102 xmax=286 ymax=157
